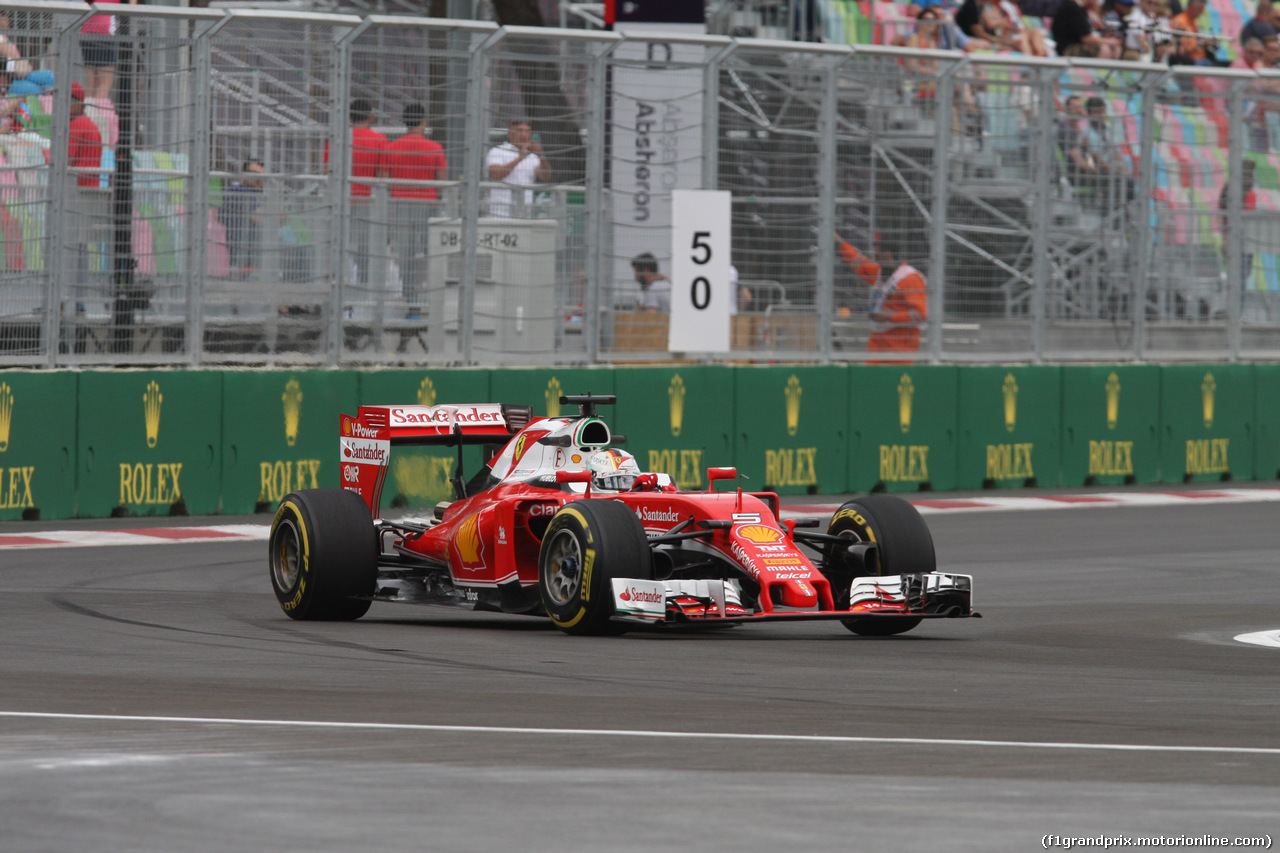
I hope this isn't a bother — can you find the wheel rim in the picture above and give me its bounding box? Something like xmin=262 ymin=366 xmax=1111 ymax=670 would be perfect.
xmin=271 ymin=518 xmax=302 ymax=593
xmin=543 ymin=529 xmax=583 ymax=606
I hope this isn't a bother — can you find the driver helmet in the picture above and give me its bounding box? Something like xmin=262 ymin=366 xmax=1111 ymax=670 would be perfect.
xmin=587 ymin=448 xmax=641 ymax=491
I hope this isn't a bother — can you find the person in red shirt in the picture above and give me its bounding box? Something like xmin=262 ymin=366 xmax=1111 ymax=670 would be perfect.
xmin=69 ymin=82 xmax=103 ymax=188
xmin=384 ymin=102 xmax=446 ymax=321
xmin=324 ymin=99 xmax=387 ymax=287
xmin=835 ymin=230 xmax=928 ymax=362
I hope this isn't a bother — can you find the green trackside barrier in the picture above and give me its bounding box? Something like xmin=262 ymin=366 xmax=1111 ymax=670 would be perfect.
xmin=956 ymin=366 xmax=1062 ymax=490
xmin=77 ymin=371 xmax=222 ymax=517
xmin=1060 ymin=366 xmax=1160 ymax=487
xmin=848 ymin=365 xmax=958 ymax=494
xmin=0 ymin=372 xmax=78 ymax=520
xmin=488 ymin=368 xmax=616 ymax=420
xmin=1159 ymin=365 xmax=1253 ymax=483
xmin=359 ymin=369 xmax=492 ymax=509
xmin=1254 ymin=365 xmax=1280 ymax=481
xmin=221 ymin=370 xmax=360 ymax=515
xmin=612 ymin=366 xmax=736 ymax=491
xmin=733 ymin=366 xmax=849 ymax=495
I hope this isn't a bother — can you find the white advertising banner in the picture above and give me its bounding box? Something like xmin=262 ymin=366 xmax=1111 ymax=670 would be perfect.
xmin=609 ymin=22 xmax=706 ymax=312
xmin=668 ymin=189 xmax=731 ymax=353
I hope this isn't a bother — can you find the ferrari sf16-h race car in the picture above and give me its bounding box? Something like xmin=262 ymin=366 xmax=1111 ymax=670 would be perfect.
xmin=268 ymin=394 xmax=977 ymax=636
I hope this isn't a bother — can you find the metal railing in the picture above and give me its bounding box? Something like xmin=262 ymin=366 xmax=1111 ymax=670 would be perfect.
xmin=2 ymin=2 xmax=1279 ymax=367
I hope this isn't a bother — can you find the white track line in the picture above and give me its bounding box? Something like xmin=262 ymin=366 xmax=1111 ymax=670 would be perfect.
xmin=4 ymin=489 xmax=1280 ymax=550
xmin=2 ymin=711 xmax=1280 ymax=756
xmin=1235 ymin=631 xmax=1280 ymax=649
xmin=0 ymin=525 xmax=270 ymax=550
xmin=783 ymin=488 xmax=1280 ymax=517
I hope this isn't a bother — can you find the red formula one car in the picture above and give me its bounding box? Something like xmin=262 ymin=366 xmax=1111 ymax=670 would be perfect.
xmin=268 ymin=394 xmax=976 ymax=636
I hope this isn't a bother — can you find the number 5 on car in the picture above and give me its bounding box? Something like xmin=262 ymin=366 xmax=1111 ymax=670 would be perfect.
xmin=669 ymin=189 xmax=731 ymax=353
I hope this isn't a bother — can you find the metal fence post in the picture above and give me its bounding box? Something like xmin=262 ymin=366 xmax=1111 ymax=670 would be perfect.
xmin=1226 ymin=80 xmax=1244 ymax=360
xmin=815 ymin=57 xmax=841 ymax=364
xmin=187 ymin=15 xmax=216 ymax=366
xmin=1030 ymin=65 xmax=1055 ymax=364
xmin=460 ymin=29 xmax=504 ymax=365
xmin=1133 ymin=70 xmax=1168 ymax=361
xmin=927 ymin=57 xmax=961 ymax=363
xmin=583 ymin=38 xmax=617 ymax=365
xmin=45 ymin=16 xmax=81 ymax=367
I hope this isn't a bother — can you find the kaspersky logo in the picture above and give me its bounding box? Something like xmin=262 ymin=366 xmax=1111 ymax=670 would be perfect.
xmin=0 ymin=382 xmax=12 ymax=452
xmin=898 ymin=374 xmax=914 ymax=434
xmin=144 ymin=380 xmax=163 ymax=448
xmin=1202 ymin=372 xmax=1216 ymax=429
xmin=545 ymin=377 xmax=562 ymax=417
xmin=785 ymin=375 xmax=802 ymax=437
xmin=1106 ymin=372 xmax=1121 ymax=430
xmin=283 ymin=378 xmax=303 ymax=447
xmin=669 ymin=374 xmax=685 ymax=437
xmin=1002 ymin=373 xmax=1018 ymax=432
xmin=417 ymin=376 xmax=437 ymax=407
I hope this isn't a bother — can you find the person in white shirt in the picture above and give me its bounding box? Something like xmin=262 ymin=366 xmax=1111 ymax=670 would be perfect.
xmin=485 ymin=118 xmax=551 ymax=217
xmin=629 ymin=252 xmax=671 ymax=313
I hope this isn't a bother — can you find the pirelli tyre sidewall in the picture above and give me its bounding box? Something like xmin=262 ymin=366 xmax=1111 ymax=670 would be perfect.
xmin=824 ymin=494 xmax=935 ymax=637
xmin=538 ymin=499 xmax=652 ymax=636
xmin=269 ymin=489 xmax=378 ymax=621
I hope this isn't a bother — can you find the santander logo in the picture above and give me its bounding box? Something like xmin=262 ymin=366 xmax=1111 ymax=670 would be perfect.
xmin=619 ymin=586 xmax=663 ymax=604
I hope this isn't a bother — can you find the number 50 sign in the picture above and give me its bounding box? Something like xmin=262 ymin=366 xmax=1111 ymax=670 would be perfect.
xmin=668 ymin=189 xmax=731 ymax=353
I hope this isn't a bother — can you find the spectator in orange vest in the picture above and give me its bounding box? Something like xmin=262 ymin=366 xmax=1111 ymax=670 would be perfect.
xmin=835 ymin=230 xmax=928 ymax=362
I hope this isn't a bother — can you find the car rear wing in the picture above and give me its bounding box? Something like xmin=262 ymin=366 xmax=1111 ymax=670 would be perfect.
xmin=339 ymin=403 xmax=533 ymax=517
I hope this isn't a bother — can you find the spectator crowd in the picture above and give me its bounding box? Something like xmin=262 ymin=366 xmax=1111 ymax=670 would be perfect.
xmin=896 ymin=0 xmax=1280 ymax=68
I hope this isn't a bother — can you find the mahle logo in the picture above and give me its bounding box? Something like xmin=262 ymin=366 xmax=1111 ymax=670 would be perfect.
xmin=898 ymin=374 xmax=914 ymax=434
xmin=1106 ymin=372 xmax=1121 ymax=430
xmin=1002 ymin=373 xmax=1018 ymax=433
xmin=785 ymin=375 xmax=802 ymax=436
xmin=417 ymin=377 xmax=437 ymax=407
xmin=669 ymin=374 xmax=685 ymax=437
xmin=283 ymin=378 xmax=303 ymax=447
xmin=144 ymin=380 xmax=163 ymax=448
xmin=545 ymin=377 xmax=563 ymax=417
xmin=1202 ymin=372 xmax=1216 ymax=429
xmin=0 ymin=382 xmax=12 ymax=452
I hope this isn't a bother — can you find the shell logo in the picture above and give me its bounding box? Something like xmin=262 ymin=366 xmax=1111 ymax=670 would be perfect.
xmin=455 ymin=514 xmax=483 ymax=565
xmin=737 ymin=524 xmax=783 ymax=544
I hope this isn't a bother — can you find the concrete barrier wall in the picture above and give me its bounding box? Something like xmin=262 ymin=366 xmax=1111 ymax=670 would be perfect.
xmin=6 ymin=364 xmax=1278 ymax=520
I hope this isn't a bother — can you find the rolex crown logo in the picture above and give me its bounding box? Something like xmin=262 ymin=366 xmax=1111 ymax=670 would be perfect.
xmin=0 ymin=382 xmax=12 ymax=453
xmin=897 ymin=374 xmax=914 ymax=434
xmin=785 ymin=375 xmax=803 ymax=437
xmin=144 ymin=380 xmax=163 ymax=448
xmin=669 ymin=374 xmax=686 ymax=437
xmin=1105 ymin=371 xmax=1121 ymax=430
xmin=1202 ymin=372 xmax=1216 ymax=430
xmin=546 ymin=377 xmax=562 ymax=418
xmin=1002 ymin=373 xmax=1018 ymax=433
xmin=283 ymin=378 xmax=303 ymax=448
xmin=417 ymin=377 xmax=437 ymax=407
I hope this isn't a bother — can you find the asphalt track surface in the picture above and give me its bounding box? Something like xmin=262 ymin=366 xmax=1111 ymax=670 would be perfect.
xmin=2 ymin=493 xmax=1279 ymax=852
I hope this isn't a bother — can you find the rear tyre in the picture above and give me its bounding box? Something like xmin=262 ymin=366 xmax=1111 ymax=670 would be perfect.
xmin=539 ymin=500 xmax=652 ymax=636
xmin=269 ymin=489 xmax=378 ymax=621
xmin=822 ymin=495 xmax=935 ymax=637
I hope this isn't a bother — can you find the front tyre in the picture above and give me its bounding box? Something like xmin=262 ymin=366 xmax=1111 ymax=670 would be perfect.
xmin=539 ymin=500 xmax=652 ymax=636
xmin=269 ymin=489 xmax=378 ymax=621
xmin=822 ymin=495 xmax=935 ymax=637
